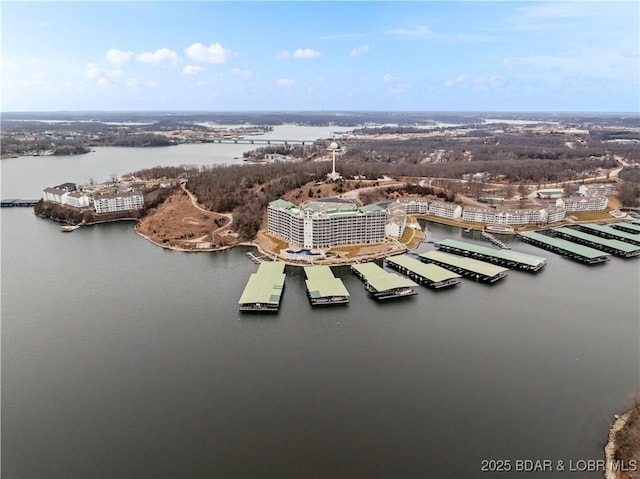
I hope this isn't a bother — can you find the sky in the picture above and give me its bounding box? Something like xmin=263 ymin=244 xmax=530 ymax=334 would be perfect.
xmin=1 ymin=1 xmax=638 ymax=112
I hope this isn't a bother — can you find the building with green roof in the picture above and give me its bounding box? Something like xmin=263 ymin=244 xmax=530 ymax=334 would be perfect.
xmin=419 ymin=250 xmax=509 ymax=283
xmin=238 ymin=262 xmax=286 ymax=312
xmin=351 ymin=262 xmax=418 ymax=300
xmin=304 ymin=265 xmax=350 ymax=305
xmin=518 ymin=231 xmax=611 ymax=264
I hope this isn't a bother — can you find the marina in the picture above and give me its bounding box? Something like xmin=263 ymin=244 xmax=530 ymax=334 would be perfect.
xmin=518 ymin=231 xmax=611 ymax=264
xmin=610 ymin=222 xmax=640 ymax=234
xmin=384 ymin=254 xmax=462 ymax=289
xmin=303 ymin=265 xmax=350 ymax=306
xmin=238 ymin=261 xmax=286 ymax=312
xmin=350 ymin=262 xmax=418 ymax=300
xmin=419 ymin=250 xmax=509 ymax=283
xmin=552 ymin=227 xmax=640 ymax=258
xmin=576 ymin=224 xmax=640 ymax=246
xmin=435 ymin=238 xmax=547 ymax=272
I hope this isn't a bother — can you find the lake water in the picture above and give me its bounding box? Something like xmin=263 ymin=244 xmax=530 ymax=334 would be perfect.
xmin=1 ymin=126 xmax=639 ymax=478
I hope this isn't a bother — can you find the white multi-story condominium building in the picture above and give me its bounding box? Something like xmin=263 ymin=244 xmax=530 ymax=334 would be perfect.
xmin=93 ymin=191 xmax=145 ymax=214
xmin=42 ymin=186 xmax=67 ymax=204
xmin=493 ymin=209 xmax=547 ymax=225
xmin=463 ymin=206 xmax=564 ymax=225
xmin=578 ymin=184 xmax=617 ymax=196
xmin=396 ymin=198 xmax=429 ymax=214
xmin=63 ymin=191 xmax=91 ymax=208
xmin=556 ymin=195 xmax=608 ymax=212
xmin=428 ymin=200 xmax=462 ymax=219
xmin=268 ymin=199 xmax=387 ymax=249
xmin=42 ymin=187 xmax=91 ymax=208
xmin=546 ymin=207 xmax=566 ymax=223
xmin=385 ymin=202 xmax=407 ymax=239
xmin=462 ymin=207 xmax=496 ymax=224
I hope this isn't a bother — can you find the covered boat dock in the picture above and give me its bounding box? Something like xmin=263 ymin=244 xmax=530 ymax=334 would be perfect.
xmin=238 ymin=262 xmax=286 ymax=312
xmin=435 ymin=238 xmax=547 ymax=272
xmin=418 ymin=250 xmax=508 ymax=283
xmin=518 ymin=231 xmax=611 ymax=264
xmin=304 ymin=265 xmax=350 ymax=305
xmin=552 ymin=227 xmax=640 ymax=258
xmin=384 ymin=254 xmax=462 ymax=289
xmin=576 ymin=224 xmax=640 ymax=246
xmin=351 ymin=262 xmax=418 ymax=300
xmin=610 ymin=222 xmax=640 ymax=234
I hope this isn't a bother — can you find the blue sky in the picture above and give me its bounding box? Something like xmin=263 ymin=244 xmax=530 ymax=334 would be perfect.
xmin=1 ymin=1 xmax=638 ymax=112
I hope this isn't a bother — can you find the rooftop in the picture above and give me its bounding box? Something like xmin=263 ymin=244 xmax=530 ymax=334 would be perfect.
xmin=238 ymin=262 xmax=286 ymax=306
xmin=304 ymin=265 xmax=349 ymax=299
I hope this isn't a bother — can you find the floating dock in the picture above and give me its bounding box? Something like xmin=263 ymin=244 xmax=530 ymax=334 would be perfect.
xmin=518 ymin=231 xmax=611 ymax=264
xmin=304 ymin=265 xmax=350 ymax=306
xmin=419 ymin=250 xmax=508 ymax=283
xmin=384 ymin=254 xmax=461 ymax=289
xmin=610 ymin=222 xmax=640 ymax=234
xmin=552 ymin=227 xmax=640 ymax=258
xmin=238 ymin=261 xmax=286 ymax=312
xmin=350 ymin=262 xmax=418 ymax=300
xmin=435 ymin=238 xmax=547 ymax=272
xmin=576 ymin=224 xmax=640 ymax=246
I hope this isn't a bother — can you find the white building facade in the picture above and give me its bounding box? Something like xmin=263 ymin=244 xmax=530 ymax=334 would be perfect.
xmin=556 ymin=196 xmax=608 ymax=212
xmin=93 ymin=191 xmax=145 ymax=214
xmin=428 ymin=201 xmax=462 ymax=219
xmin=267 ymin=199 xmax=387 ymax=249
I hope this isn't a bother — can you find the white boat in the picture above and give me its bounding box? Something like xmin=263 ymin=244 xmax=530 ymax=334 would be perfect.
xmin=60 ymin=224 xmax=80 ymax=232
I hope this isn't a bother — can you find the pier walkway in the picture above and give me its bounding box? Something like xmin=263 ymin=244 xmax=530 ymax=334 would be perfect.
xmin=238 ymin=262 xmax=286 ymax=312
xmin=385 ymin=254 xmax=461 ymax=289
xmin=351 ymin=262 xmax=418 ymax=300
xmin=552 ymin=227 xmax=640 ymax=258
xmin=576 ymin=224 xmax=640 ymax=246
xmin=1 ymin=199 xmax=39 ymax=207
xmin=419 ymin=250 xmax=508 ymax=283
xmin=304 ymin=266 xmax=349 ymax=306
xmin=435 ymin=239 xmax=547 ymax=272
xmin=518 ymin=231 xmax=611 ymax=264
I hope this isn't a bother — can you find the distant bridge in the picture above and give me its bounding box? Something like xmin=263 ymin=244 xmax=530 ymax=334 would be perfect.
xmin=1 ymin=199 xmax=39 ymax=207
xmin=195 ymin=138 xmax=318 ymax=146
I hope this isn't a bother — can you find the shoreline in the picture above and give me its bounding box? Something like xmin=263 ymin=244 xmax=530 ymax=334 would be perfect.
xmin=604 ymin=409 xmax=634 ymax=479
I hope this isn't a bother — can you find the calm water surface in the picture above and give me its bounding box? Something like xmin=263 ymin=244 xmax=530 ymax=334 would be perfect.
xmin=1 ymin=127 xmax=639 ymax=478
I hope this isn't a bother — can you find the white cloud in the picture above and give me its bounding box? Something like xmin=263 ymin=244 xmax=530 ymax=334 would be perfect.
xmin=185 ymin=42 xmax=232 ymax=64
xmin=231 ymin=68 xmax=252 ymax=78
xmin=276 ymin=78 xmax=295 ymax=87
xmin=444 ymin=75 xmax=468 ymax=87
xmin=349 ymin=44 xmax=370 ymax=57
xmin=383 ymin=74 xmax=400 ymax=84
xmin=137 ymin=48 xmax=179 ymax=66
xmin=182 ymin=65 xmax=204 ymax=76
xmin=279 ymin=48 xmax=321 ymax=60
xmin=293 ymin=48 xmax=321 ymax=59
xmin=86 ymin=63 xmax=123 ymax=85
xmin=106 ymin=49 xmax=134 ymax=66
xmin=125 ymin=78 xmax=159 ymax=88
